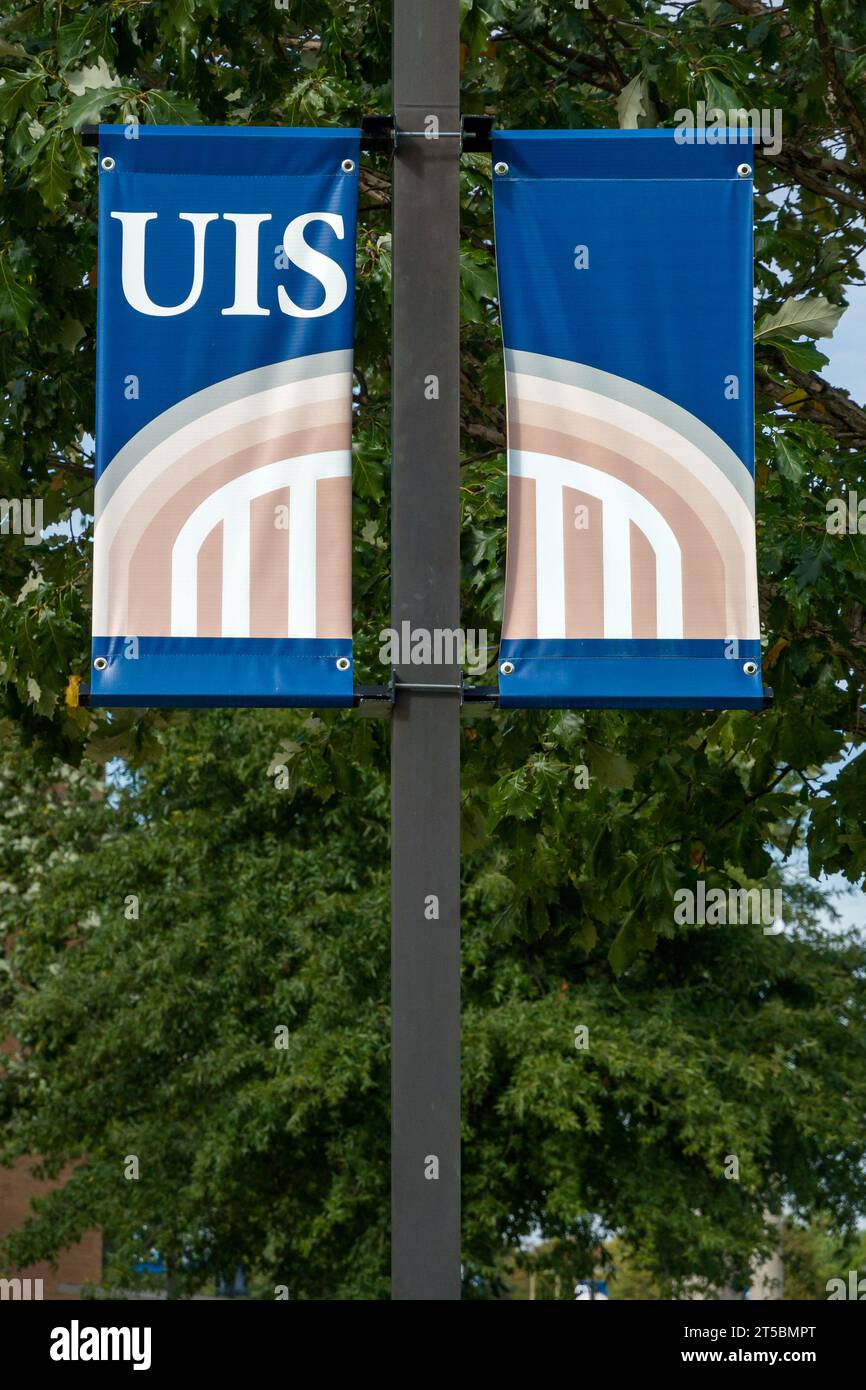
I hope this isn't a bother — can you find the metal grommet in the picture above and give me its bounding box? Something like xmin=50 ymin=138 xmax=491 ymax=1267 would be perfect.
xmin=737 ymin=163 xmax=752 ymax=178
xmin=101 ymin=156 xmax=115 ymax=172
xmin=499 ymin=660 xmax=515 ymax=676
xmin=493 ymin=161 xmax=509 ymax=176
xmin=341 ymin=158 xmax=355 ymax=174
xmin=93 ymin=656 xmax=108 ymax=671
xmin=743 ymin=660 xmax=758 ymax=676
xmin=336 ymin=656 xmax=351 ymax=671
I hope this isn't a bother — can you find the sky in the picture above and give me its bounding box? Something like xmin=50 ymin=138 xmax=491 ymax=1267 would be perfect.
xmin=818 ymin=252 xmax=866 ymax=399
xmin=808 ymin=252 xmax=866 ymax=933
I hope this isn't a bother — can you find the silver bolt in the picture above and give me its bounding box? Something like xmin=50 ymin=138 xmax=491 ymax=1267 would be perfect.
xmin=341 ymin=158 xmax=355 ymax=174
xmin=494 ymin=161 xmax=509 ymax=176
xmin=93 ymin=656 xmax=108 ymax=671
xmin=737 ymin=163 xmax=752 ymax=178
xmin=101 ymin=156 xmax=116 ymax=172
xmin=499 ymin=660 xmax=515 ymax=676
xmin=743 ymin=660 xmax=758 ymax=675
xmin=336 ymin=656 xmax=351 ymax=671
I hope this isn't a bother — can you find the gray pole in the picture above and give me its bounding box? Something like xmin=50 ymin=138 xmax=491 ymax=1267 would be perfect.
xmin=391 ymin=0 xmax=462 ymax=1300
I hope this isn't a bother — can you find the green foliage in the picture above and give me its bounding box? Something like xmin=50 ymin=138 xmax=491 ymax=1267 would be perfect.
xmin=782 ymin=1215 xmax=866 ymax=1300
xmin=2 ymin=714 xmax=866 ymax=1298
xmin=1 ymin=0 xmax=866 ymax=1297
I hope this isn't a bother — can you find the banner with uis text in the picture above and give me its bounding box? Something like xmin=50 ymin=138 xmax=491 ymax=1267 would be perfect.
xmin=91 ymin=125 xmax=358 ymax=707
xmin=492 ymin=130 xmax=763 ymax=709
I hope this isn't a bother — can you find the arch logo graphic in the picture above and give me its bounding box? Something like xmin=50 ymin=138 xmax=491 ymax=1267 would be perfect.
xmin=492 ymin=129 xmax=764 ymax=709
xmin=91 ymin=125 xmax=359 ymax=707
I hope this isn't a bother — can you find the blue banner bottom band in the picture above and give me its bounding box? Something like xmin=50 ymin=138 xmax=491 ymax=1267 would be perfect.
xmin=498 ymin=639 xmax=765 ymax=710
xmin=89 ymin=637 xmax=354 ymax=708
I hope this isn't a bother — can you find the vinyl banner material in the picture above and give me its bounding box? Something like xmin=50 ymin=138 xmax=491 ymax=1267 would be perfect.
xmin=492 ymin=130 xmax=763 ymax=709
xmin=91 ymin=125 xmax=359 ymax=707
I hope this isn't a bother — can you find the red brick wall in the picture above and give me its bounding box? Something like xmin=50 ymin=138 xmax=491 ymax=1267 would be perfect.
xmin=0 ymin=1158 xmax=102 ymax=1299
xmin=0 ymin=1039 xmax=102 ymax=1299
xmin=0 ymin=1157 xmax=102 ymax=1299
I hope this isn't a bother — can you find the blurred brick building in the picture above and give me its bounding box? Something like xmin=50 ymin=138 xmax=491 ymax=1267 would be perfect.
xmin=1 ymin=1038 xmax=102 ymax=1299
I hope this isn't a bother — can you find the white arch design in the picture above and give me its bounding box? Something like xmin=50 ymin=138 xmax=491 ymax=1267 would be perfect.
xmin=506 ymin=374 xmax=761 ymax=641
xmin=510 ymin=450 xmax=684 ymax=640
xmin=93 ymin=365 xmax=352 ymax=634
xmin=170 ymin=450 xmax=349 ymax=639
xmin=507 ymin=366 xmax=755 ymax=529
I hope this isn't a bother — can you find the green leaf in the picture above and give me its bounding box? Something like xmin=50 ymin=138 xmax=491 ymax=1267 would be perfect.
xmin=703 ymin=71 xmax=741 ymax=114
xmin=586 ymin=742 xmax=635 ymax=791
xmin=352 ymin=445 xmax=385 ymax=501
xmin=759 ymin=335 xmax=829 ymax=372
xmin=461 ymin=4 xmax=493 ymax=61
xmin=460 ymin=249 xmax=498 ymax=323
xmin=0 ymin=68 xmax=43 ymax=124
xmin=617 ymin=73 xmax=655 ymax=129
xmin=31 ymin=131 xmax=74 ymax=211
xmin=774 ymin=435 xmax=807 ymax=484
xmin=161 ymin=0 xmax=198 ymax=46
xmin=0 ymin=251 xmax=36 ymax=331
xmin=62 ymin=85 xmax=126 ymax=133
xmin=480 ymin=353 xmax=505 ymax=407
xmin=793 ymin=539 xmax=831 ymax=590
xmin=460 ymin=800 xmax=488 ymax=854
xmin=140 ymin=90 xmax=201 ymax=125
xmin=608 ymin=919 xmax=642 ymax=976
xmin=58 ymin=317 xmax=85 ymax=351
xmin=755 ymin=295 xmax=845 ymax=344
xmin=486 ymin=766 xmax=537 ymax=829
xmin=67 ymin=56 xmax=121 ymax=98
xmin=747 ymin=15 xmax=773 ymax=46
xmin=57 ymin=12 xmax=117 ymax=69
xmin=573 ymin=916 xmax=598 ymax=953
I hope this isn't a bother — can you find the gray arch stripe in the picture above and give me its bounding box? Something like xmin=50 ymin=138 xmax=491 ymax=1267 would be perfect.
xmin=96 ymin=349 xmax=354 ymax=512
xmin=504 ymin=348 xmax=754 ymax=515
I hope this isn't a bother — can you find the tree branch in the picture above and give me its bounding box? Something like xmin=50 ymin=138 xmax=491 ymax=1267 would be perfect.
xmin=494 ymin=31 xmax=622 ymax=96
xmin=814 ymin=0 xmax=866 ymax=170
xmin=757 ymin=358 xmax=866 ymax=450
xmin=763 ymin=148 xmax=866 ymax=216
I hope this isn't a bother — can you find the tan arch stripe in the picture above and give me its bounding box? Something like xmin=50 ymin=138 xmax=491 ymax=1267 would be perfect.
xmin=316 ymin=476 xmax=352 ymax=639
xmin=562 ymin=487 xmax=604 ymax=639
xmin=629 ymin=520 xmax=658 ymax=639
xmin=510 ymin=423 xmax=730 ymax=639
xmin=109 ymin=395 xmax=351 ymax=633
xmin=511 ymin=395 xmax=754 ymax=637
xmin=502 ymin=475 xmax=537 ymax=640
xmin=505 ymin=349 xmax=754 ymax=513
xmin=196 ymin=522 xmax=223 ymax=637
xmin=250 ymin=488 xmax=291 ymax=640
xmin=96 ymin=350 xmax=354 ymax=512
xmin=122 ymin=423 xmax=348 ymax=637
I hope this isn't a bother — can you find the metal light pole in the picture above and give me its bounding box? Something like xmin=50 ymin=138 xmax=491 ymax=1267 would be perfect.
xmin=390 ymin=0 xmax=462 ymax=1300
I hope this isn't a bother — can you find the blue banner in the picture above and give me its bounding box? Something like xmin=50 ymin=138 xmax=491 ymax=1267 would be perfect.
xmin=491 ymin=130 xmax=763 ymax=709
xmin=91 ymin=125 xmax=359 ymax=707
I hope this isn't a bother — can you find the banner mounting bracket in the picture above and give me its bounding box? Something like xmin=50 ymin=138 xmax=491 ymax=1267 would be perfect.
xmin=79 ymin=114 xmax=493 ymax=154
